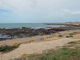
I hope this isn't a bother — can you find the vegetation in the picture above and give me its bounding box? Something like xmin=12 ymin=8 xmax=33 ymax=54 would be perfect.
xmin=66 ymin=36 xmax=69 ymax=38
xmin=66 ymin=33 xmax=74 ymax=38
xmin=0 ymin=45 xmax=19 ymax=52
xmin=11 ymin=43 xmax=19 ymax=46
xmin=53 ymin=35 xmax=55 ymax=37
xmin=68 ymin=41 xmax=77 ymax=44
xmin=27 ymin=40 xmax=80 ymax=60
xmin=69 ymin=35 xmax=73 ymax=37
xmin=58 ymin=35 xmax=62 ymax=37
xmin=69 ymin=33 xmax=74 ymax=35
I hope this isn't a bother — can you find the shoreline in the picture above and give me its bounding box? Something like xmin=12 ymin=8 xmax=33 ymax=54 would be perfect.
xmin=0 ymin=29 xmax=80 ymax=46
xmin=0 ymin=27 xmax=66 ymax=41
xmin=0 ymin=26 xmax=80 ymax=41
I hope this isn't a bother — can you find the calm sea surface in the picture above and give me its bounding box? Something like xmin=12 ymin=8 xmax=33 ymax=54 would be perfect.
xmin=0 ymin=23 xmax=65 ymax=29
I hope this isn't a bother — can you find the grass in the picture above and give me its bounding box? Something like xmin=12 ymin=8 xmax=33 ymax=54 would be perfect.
xmin=66 ymin=33 xmax=74 ymax=38
xmin=68 ymin=41 xmax=77 ymax=44
xmin=66 ymin=36 xmax=69 ymax=38
xmin=58 ymin=35 xmax=62 ymax=37
xmin=0 ymin=45 xmax=19 ymax=52
xmin=49 ymin=37 xmax=51 ymax=38
xmin=69 ymin=33 xmax=74 ymax=36
xmin=69 ymin=35 xmax=73 ymax=37
xmin=27 ymin=40 xmax=80 ymax=60
xmin=66 ymin=35 xmax=73 ymax=38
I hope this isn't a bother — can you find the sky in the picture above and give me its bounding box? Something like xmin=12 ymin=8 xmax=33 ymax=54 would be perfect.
xmin=0 ymin=0 xmax=80 ymax=23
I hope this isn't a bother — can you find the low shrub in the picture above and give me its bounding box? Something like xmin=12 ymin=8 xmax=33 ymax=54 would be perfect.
xmin=66 ymin=36 xmax=69 ymax=38
xmin=69 ymin=35 xmax=73 ymax=37
xmin=58 ymin=35 xmax=62 ymax=37
xmin=49 ymin=37 xmax=51 ymax=38
xmin=69 ymin=33 xmax=74 ymax=35
xmin=0 ymin=45 xmax=18 ymax=52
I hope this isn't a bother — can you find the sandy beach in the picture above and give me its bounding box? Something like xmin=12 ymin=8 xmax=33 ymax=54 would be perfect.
xmin=0 ymin=29 xmax=80 ymax=60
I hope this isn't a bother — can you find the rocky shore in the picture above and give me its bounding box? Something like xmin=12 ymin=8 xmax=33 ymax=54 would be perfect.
xmin=0 ymin=26 xmax=80 ymax=41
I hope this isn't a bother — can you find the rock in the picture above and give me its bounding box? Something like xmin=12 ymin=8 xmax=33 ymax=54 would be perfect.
xmin=55 ymin=46 xmax=63 ymax=49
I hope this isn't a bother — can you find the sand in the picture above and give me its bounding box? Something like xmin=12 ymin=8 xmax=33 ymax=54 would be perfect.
xmin=0 ymin=29 xmax=80 ymax=60
xmin=0 ymin=35 xmax=50 ymax=46
xmin=0 ymin=38 xmax=80 ymax=60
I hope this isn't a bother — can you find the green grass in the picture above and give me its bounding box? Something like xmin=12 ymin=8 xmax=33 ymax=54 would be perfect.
xmin=68 ymin=41 xmax=76 ymax=44
xmin=0 ymin=45 xmax=19 ymax=52
xmin=58 ymin=35 xmax=62 ymax=37
xmin=66 ymin=36 xmax=69 ymax=38
xmin=27 ymin=40 xmax=80 ymax=60
xmin=66 ymin=34 xmax=73 ymax=38
xmin=69 ymin=35 xmax=73 ymax=37
xmin=69 ymin=33 xmax=74 ymax=35
xmin=49 ymin=37 xmax=51 ymax=38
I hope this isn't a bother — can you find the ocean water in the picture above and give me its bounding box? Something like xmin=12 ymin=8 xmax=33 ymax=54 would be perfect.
xmin=0 ymin=23 xmax=65 ymax=29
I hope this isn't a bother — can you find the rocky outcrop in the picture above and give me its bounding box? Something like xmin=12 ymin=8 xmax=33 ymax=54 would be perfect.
xmin=0 ymin=27 xmax=67 ymax=41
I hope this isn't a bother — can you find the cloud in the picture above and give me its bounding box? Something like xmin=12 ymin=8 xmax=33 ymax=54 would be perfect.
xmin=0 ymin=0 xmax=38 ymax=14
xmin=71 ymin=12 xmax=80 ymax=14
xmin=61 ymin=8 xmax=71 ymax=13
xmin=0 ymin=0 xmax=69 ymax=15
xmin=0 ymin=0 xmax=80 ymax=23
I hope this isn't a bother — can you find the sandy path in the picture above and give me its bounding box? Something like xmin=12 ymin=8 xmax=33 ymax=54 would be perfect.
xmin=0 ymin=38 xmax=80 ymax=60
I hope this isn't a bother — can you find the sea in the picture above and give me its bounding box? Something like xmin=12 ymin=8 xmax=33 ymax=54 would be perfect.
xmin=0 ymin=23 xmax=65 ymax=38
xmin=0 ymin=23 xmax=65 ymax=29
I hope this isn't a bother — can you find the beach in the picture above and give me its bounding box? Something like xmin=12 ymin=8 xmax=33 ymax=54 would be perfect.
xmin=0 ymin=29 xmax=80 ymax=46
xmin=0 ymin=23 xmax=80 ymax=60
xmin=0 ymin=29 xmax=80 ymax=60
xmin=0 ymin=0 xmax=80 ymax=59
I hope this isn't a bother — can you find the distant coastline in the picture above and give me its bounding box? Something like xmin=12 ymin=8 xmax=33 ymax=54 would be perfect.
xmin=45 ymin=22 xmax=80 ymax=27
